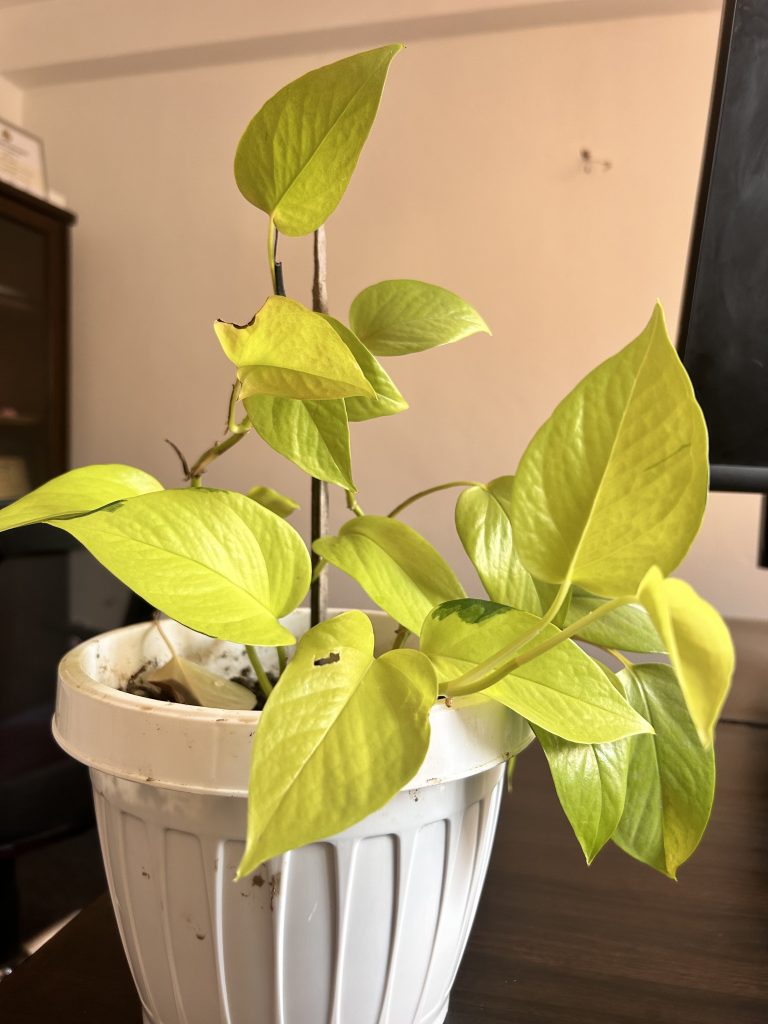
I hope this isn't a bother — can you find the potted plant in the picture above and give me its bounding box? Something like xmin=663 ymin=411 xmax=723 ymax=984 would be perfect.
xmin=0 ymin=44 xmax=733 ymax=1024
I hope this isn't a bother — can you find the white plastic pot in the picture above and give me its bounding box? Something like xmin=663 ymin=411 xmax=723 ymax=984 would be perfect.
xmin=54 ymin=610 xmax=532 ymax=1024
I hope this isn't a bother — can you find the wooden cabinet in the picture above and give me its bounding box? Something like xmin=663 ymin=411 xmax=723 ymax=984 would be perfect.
xmin=0 ymin=182 xmax=76 ymax=717
xmin=0 ymin=180 xmax=74 ymax=500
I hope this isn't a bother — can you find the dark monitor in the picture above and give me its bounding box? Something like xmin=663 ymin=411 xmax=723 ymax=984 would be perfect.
xmin=678 ymin=0 xmax=768 ymax=567
xmin=678 ymin=0 xmax=768 ymax=496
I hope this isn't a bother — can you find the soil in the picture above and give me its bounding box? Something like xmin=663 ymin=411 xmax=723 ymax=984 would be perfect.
xmin=125 ymin=664 xmax=278 ymax=711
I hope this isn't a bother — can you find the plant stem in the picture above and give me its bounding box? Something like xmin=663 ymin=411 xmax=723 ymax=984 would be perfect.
xmin=443 ymin=592 xmax=637 ymax=698
xmin=188 ymin=428 xmax=248 ymax=483
xmin=246 ymin=645 xmax=273 ymax=700
xmin=388 ymin=480 xmax=484 ymax=519
xmin=346 ymin=490 xmax=364 ymax=517
xmin=277 ymin=646 xmax=288 ymax=676
xmin=268 ymin=218 xmax=277 ymax=293
xmin=227 ymin=382 xmax=250 ymax=434
xmin=310 ymin=224 xmax=329 ymax=627
xmin=392 ymin=625 xmax=411 ymax=650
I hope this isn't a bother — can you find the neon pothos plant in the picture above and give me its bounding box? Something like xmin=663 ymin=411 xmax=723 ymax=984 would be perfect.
xmin=0 ymin=45 xmax=733 ymax=882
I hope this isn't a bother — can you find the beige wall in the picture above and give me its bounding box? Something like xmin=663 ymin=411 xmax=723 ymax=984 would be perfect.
xmin=0 ymin=74 xmax=22 ymax=122
xmin=21 ymin=6 xmax=768 ymax=620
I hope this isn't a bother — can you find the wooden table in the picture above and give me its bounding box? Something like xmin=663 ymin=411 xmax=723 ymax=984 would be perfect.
xmin=1 ymin=622 xmax=766 ymax=1023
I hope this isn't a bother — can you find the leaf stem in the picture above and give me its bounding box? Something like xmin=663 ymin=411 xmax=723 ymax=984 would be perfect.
xmin=153 ymin=615 xmax=178 ymax=659
xmin=443 ymin=591 xmax=637 ymax=698
xmin=227 ymin=382 xmax=250 ymax=435
xmin=392 ymin=625 xmax=411 ymax=650
xmin=346 ymin=491 xmax=365 ymax=517
xmin=607 ymin=647 xmax=634 ymax=670
xmin=268 ymin=218 xmax=277 ymax=293
xmin=246 ymin=645 xmax=273 ymax=701
xmin=388 ymin=480 xmax=484 ymax=519
xmin=277 ymin=646 xmax=288 ymax=676
xmin=188 ymin=428 xmax=248 ymax=484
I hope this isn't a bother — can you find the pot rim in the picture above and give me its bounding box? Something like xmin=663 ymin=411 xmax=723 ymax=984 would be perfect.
xmin=54 ymin=612 xmax=533 ymax=796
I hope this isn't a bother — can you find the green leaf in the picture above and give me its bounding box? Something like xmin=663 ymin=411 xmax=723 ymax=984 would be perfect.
xmin=638 ymin=567 xmax=734 ymax=746
xmin=511 ymin=303 xmax=708 ymax=595
xmin=244 ymin=394 xmax=354 ymax=491
xmin=349 ymin=279 xmax=490 ymax=356
xmin=421 ymin=599 xmax=653 ymax=743
xmin=246 ymin=485 xmax=299 ymax=518
xmin=322 ymin=316 xmax=408 ymax=422
xmin=215 ymin=296 xmax=375 ymax=401
xmin=237 ymin=611 xmax=437 ymax=875
xmin=533 ymin=725 xmax=630 ymax=863
xmin=563 ymin=590 xmax=664 ymax=653
xmin=314 ymin=515 xmax=464 ymax=635
xmin=235 ymin=45 xmax=403 ymax=236
xmin=455 ymin=477 xmax=542 ymax=614
xmin=613 ymin=663 xmax=715 ymax=878
xmin=51 ymin=489 xmax=311 ymax=646
xmin=144 ymin=655 xmax=256 ymax=711
xmin=0 ymin=464 xmax=162 ymax=532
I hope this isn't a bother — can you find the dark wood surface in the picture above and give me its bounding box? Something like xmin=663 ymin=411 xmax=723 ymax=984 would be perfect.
xmin=1 ymin=622 xmax=765 ymax=1022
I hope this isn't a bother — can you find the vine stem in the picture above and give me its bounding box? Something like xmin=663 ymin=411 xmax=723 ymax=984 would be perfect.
xmin=443 ymin=591 xmax=638 ymax=698
xmin=268 ymin=218 xmax=277 ymax=293
xmin=188 ymin=428 xmax=248 ymax=484
xmin=246 ymin=645 xmax=273 ymax=700
xmin=310 ymin=224 xmax=329 ymax=627
xmin=388 ymin=480 xmax=484 ymax=519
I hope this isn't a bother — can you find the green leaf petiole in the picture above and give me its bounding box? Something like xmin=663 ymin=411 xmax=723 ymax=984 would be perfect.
xmin=443 ymin=591 xmax=638 ymax=698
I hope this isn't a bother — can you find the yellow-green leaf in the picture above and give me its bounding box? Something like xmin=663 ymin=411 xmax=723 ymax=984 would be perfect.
xmin=0 ymin=464 xmax=163 ymax=532
xmin=421 ymin=599 xmax=653 ymax=743
xmin=51 ymin=489 xmax=311 ymax=646
xmin=244 ymin=394 xmax=354 ymax=491
xmin=638 ymin=567 xmax=734 ymax=745
xmin=512 ymin=304 xmax=708 ymax=595
xmin=237 ymin=611 xmax=437 ymax=876
xmin=349 ymin=279 xmax=490 ymax=356
xmin=246 ymin=485 xmax=299 ymax=519
xmin=534 ymin=725 xmax=630 ymax=863
xmin=313 ymin=515 xmax=464 ymax=635
xmin=455 ymin=477 xmax=542 ymax=613
xmin=235 ymin=45 xmax=402 ymax=236
xmin=215 ymin=296 xmax=375 ymax=401
xmin=322 ymin=316 xmax=408 ymax=422
xmin=613 ymin=663 xmax=715 ymax=878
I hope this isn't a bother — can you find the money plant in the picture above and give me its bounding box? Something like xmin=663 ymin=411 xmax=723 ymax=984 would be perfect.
xmin=0 ymin=45 xmax=734 ymax=882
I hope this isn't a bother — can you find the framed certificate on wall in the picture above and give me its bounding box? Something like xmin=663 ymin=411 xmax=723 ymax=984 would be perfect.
xmin=0 ymin=117 xmax=47 ymax=199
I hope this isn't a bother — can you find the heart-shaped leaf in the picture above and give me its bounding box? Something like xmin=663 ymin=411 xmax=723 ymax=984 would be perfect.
xmin=313 ymin=515 xmax=464 ymax=635
xmin=422 ymin=599 xmax=652 ymax=743
xmin=0 ymin=464 xmax=163 ymax=532
xmin=512 ymin=304 xmax=708 ymax=595
xmin=215 ymin=296 xmax=375 ymax=401
xmin=322 ymin=316 xmax=408 ymax=421
xmin=237 ymin=611 xmax=437 ymax=876
xmin=244 ymin=394 xmax=354 ymax=491
xmin=51 ymin=489 xmax=311 ymax=646
xmin=246 ymin=485 xmax=299 ymax=518
xmin=350 ymin=279 xmax=490 ymax=356
xmin=638 ymin=567 xmax=734 ymax=745
xmin=455 ymin=476 xmax=542 ymax=614
xmin=533 ymin=725 xmax=631 ymax=864
xmin=563 ymin=590 xmax=664 ymax=653
xmin=613 ymin=663 xmax=715 ymax=878
xmin=235 ymin=45 xmax=402 ymax=236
